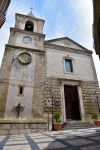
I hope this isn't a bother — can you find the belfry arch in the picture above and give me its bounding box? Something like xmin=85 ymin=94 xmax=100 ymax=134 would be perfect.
xmin=25 ymin=20 xmax=34 ymax=32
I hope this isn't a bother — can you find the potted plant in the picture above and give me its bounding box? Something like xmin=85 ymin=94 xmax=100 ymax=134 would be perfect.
xmin=91 ymin=112 xmax=100 ymax=126
xmin=54 ymin=112 xmax=61 ymax=131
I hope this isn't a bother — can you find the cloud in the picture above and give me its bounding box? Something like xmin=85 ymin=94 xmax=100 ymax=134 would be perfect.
xmin=67 ymin=0 xmax=100 ymax=82
xmin=66 ymin=0 xmax=93 ymax=48
xmin=44 ymin=0 xmax=93 ymax=49
xmin=43 ymin=0 xmax=57 ymax=11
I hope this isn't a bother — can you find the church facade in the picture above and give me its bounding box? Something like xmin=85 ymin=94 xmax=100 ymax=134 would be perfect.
xmin=0 ymin=12 xmax=100 ymax=130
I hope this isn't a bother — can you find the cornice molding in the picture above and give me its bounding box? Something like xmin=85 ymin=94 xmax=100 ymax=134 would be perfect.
xmin=5 ymin=44 xmax=45 ymax=53
xmin=16 ymin=13 xmax=45 ymax=23
xmin=10 ymin=28 xmax=45 ymax=38
xmin=44 ymin=43 xmax=92 ymax=55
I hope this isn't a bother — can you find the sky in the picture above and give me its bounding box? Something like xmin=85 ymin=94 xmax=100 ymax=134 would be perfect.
xmin=0 ymin=0 xmax=100 ymax=83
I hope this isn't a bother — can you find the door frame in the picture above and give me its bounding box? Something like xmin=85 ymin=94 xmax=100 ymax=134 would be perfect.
xmin=61 ymin=81 xmax=85 ymax=123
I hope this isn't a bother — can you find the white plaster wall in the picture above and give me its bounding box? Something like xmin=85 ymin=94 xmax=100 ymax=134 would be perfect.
xmin=5 ymin=49 xmax=35 ymax=119
xmin=46 ymin=48 xmax=95 ymax=81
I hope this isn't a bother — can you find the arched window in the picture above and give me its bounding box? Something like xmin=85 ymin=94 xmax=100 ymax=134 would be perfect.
xmin=63 ymin=56 xmax=75 ymax=73
xmin=25 ymin=20 xmax=34 ymax=32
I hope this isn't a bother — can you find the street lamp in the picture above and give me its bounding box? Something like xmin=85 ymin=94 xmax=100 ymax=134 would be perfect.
xmin=51 ymin=90 xmax=54 ymax=131
xmin=95 ymin=91 xmax=100 ymax=113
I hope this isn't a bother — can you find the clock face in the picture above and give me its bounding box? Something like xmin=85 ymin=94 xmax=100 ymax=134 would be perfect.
xmin=18 ymin=52 xmax=32 ymax=64
xmin=23 ymin=36 xmax=32 ymax=44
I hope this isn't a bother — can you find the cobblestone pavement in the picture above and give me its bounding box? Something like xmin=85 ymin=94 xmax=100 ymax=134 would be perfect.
xmin=0 ymin=127 xmax=100 ymax=150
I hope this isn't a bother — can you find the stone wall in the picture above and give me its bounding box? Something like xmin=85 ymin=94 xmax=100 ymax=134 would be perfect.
xmin=44 ymin=45 xmax=100 ymax=121
xmin=46 ymin=47 xmax=95 ymax=82
xmin=32 ymin=51 xmax=46 ymax=118
xmin=15 ymin=13 xmax=44 ymax=34
xmin=0 ymin=46 xmax=14 ymax=118
xmin=44 ymin=77 xmax=61 ymax=114
xmin=8 ymin=30 xmax=45 ymax=51
xmin=4 ymin=46 xmax=36 ymax=118
xmin=0 ymin=45 xmax=47 ymax=120
xmin=81 ymin=81 xmax=100 ymax=117
xmin=43 ymin=78 xmax=100 ymax=122
xmin=0 ymin=121 xmax=47 ymax=135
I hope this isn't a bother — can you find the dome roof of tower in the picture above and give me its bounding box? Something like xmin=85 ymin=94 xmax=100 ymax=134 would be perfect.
xmin=27 ymin=10 xmax=35 ymax=17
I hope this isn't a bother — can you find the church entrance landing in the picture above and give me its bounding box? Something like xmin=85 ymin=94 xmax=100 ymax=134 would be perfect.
xmin=64 ymin=85 xmax=81 ymax=120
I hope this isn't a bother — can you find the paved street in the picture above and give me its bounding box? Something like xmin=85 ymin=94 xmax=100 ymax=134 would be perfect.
xmin=0 ymin=127 xmax=100 ymax=150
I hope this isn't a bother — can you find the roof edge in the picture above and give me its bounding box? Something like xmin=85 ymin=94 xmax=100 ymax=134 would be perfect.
xmin=45 ymin=36 xmax=91 ymax=51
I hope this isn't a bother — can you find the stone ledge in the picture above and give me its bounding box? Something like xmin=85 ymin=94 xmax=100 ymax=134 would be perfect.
xmin=0 ymin=119 xmax=47 ymax=135
xmin=0 ymin=118 xmax=47 ymax=123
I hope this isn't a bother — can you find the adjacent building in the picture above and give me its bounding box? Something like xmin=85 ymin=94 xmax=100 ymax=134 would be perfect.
xmin=93 ymin=0 xmax=100 ymax=58
xmin=0 ymin=12 xmax=100 ymax=131
xmin=0 ymin=0 xmax=11 ymax=28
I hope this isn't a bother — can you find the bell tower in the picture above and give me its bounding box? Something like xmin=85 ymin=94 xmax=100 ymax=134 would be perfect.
xmin=8 ymin=11 xmax=45 ymax=50
xmin=0 ymin=11 xmax=46 ymax=120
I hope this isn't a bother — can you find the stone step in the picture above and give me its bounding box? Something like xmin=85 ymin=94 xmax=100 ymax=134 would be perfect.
xmin=62 ymin=121 xmax=95 ymax=130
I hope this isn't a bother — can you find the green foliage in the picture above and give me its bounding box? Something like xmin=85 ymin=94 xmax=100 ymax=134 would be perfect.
xmin=91 ymin=112 xmax=99 ymax=120
xmin=54 ymin=112 xmax=61 ymax=122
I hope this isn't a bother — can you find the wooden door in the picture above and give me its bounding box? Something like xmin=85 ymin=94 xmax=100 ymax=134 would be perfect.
xmin=64 ymin=85 xmax=81 ymax=120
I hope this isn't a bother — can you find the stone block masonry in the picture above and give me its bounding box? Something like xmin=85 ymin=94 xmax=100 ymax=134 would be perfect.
xmin=0 ymin=47 xmax=15 ymax=118
xmin=32 ymin=51 xmax=46 ymax=117
xmin=0 ymin=120 xmax=47 ymax=135
xmin=44 ymin=77 xmax=100 ymax=122
xmin=44 ymin=77 xmax=61 ymax=114
xmin=80 ymin=81 xmax=100 ymax=117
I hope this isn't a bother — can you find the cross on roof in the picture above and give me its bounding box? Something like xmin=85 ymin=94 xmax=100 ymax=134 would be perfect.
xmin=27 ymin=7 xmax=35 ymax=17
xmin=30 ymin=7 xmax=33 ymax=12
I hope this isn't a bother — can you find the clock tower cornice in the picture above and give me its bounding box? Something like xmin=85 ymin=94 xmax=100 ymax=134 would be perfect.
xmin=5 ymin=44 xmax=46 ymax=52
xmin=15 ymin=13 xmax=45 ymax=24
xmin=10 ymin=27 xmax=45 ymax=38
